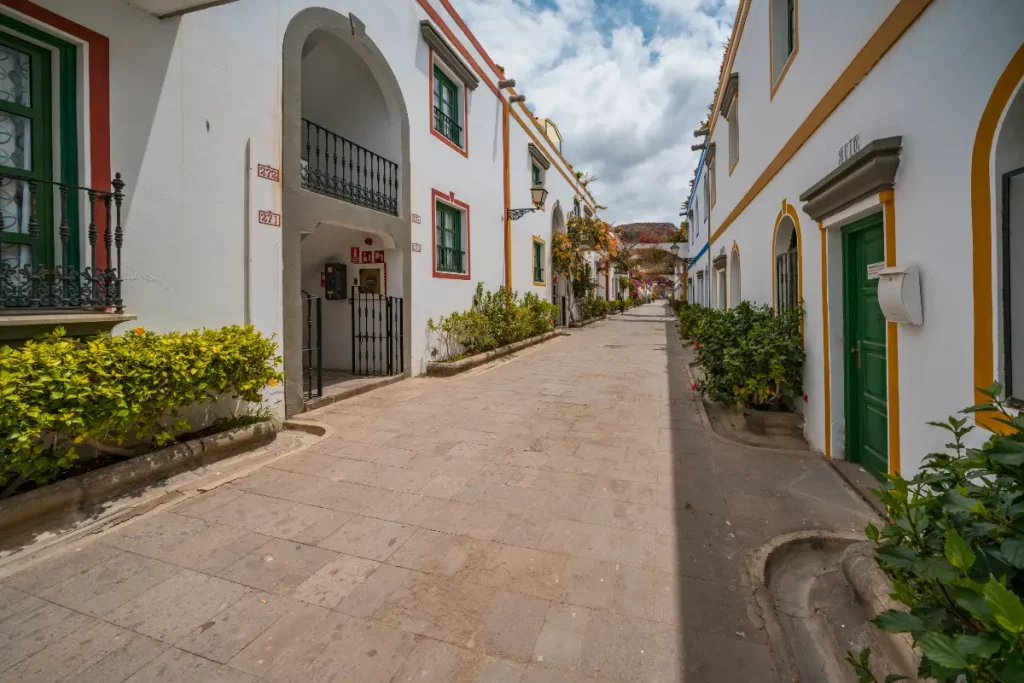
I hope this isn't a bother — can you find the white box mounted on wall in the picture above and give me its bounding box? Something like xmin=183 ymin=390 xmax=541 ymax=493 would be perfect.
xmin=877 ymin=265 xmax=922 ymax=325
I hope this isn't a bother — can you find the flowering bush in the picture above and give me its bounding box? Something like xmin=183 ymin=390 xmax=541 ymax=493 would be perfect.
xmin=0 ymin=325 xmax=282 ymax=485
xmin=691 ymin=302 xmax=804 ymax=411
xmin=551 ymin=231 xmax=573 ymax=277
xmin=428 ymin=283 xmax=558 ymax=361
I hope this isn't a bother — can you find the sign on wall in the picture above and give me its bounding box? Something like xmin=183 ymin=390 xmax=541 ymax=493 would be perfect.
xmin=257 ymin=164 xmax=280 ymax=182
xmin=374 ymin=251 xmax=385 ymax=263
xmin=350 ymin=247 xmax=360 ymax=263
xmin=867 ymin=262 xmax=885 ymax=280
xmin=258 ymin=210 xmax=281 ymax=227
xmin=838 ymin=134 xmax=861 ymax=165
xmin=412 ymin=214 xmax=422 ymax=224
xmin=412 ymin=243 xmax=422 ymax=253
xmin=361 ymin=251 xmax=373 ymax=264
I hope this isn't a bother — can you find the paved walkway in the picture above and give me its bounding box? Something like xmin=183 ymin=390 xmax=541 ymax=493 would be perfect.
xmin=0 ymin=304 xmax=874 ymax=682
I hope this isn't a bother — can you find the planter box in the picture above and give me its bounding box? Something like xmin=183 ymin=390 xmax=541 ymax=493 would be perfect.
xmin=426 ymin=330 xmax=563 ymax=377
xmin=744 ymin=408 xmax=804 ymax=437
xmin=0 ymin=422 xmax=277 ymax=538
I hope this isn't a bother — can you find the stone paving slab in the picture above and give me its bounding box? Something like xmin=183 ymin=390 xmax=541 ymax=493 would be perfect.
xmin=0 ymin=304 xmax=876 ymax=682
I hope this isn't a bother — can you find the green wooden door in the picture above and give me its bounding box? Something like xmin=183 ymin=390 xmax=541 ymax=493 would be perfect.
xmin=843 ymin=214 xmax=888 ymax=479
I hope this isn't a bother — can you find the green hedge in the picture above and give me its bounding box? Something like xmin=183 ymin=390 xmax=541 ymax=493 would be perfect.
xmin=0 ymin=326 xmax=282 ymax=485
xmin=580 ymin=293 xmax=609 ymax=320
xmin=428 ymin=283 xmax=558 ymax=361
xmin=851 ymin=387 xmax=1024 ymax=682
xmin=691 ymin=302 xmax=804 ymax=411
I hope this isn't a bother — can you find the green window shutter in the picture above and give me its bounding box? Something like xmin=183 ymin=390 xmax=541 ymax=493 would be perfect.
xmin=436 ymin=201 xmax=464 ymax=273
xmin=433 ymin=67 xmax=461 ymax=146
xmin=532 ymin=164 xmax=541 ymax=186
xmin=533 ymin=241 xmax=544 ymax=282
xmin=786 ymin=0 xmax=796 ymax=55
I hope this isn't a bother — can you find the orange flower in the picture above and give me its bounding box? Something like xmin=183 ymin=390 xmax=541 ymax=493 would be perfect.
xmin=133 ymin=327 xmax=145 ymax=336
xmin=268 ymin=378 xmax=279 ymax=387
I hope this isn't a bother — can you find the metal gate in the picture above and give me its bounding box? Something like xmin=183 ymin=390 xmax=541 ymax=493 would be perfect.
xmin=351 ymin=286 xmax=404 ymax=376
xmin=775 ymin=249 xmax=799 ymax=311
xmin=301 ymin=291 xmax=323 ymax=400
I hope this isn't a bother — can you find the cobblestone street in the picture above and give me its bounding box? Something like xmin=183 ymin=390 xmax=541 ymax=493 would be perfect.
xmin=0 ymin=304 xmax=875 ymax=682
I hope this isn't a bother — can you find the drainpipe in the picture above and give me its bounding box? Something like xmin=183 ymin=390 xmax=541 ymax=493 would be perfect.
xmin=243 ymin=138 xmax=252 ymax=326
xmin=503 ymin=101 xmax=512 ymax=291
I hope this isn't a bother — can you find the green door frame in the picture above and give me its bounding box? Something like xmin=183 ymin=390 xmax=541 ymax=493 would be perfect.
xmin=0 ymin=15 xmax=79 ymax=268
xmin=1002 ymin=165 xmax=1024 ymax=398
xmin=842 ymin=212 xmax=888 ymax=478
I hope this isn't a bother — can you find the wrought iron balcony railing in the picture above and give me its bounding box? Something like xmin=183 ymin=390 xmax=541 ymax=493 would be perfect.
xmin=433 ymin=107 xmax=463 ymax=147
xmin=301 ymin=119 xmax=399 ymax=216
xmin=436 ymin=246 xmax=465 ymax=274
xmin=0 ymin=173 xmax=126 ymax=313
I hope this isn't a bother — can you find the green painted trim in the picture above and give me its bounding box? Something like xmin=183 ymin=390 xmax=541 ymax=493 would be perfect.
xmin=436 ymin=200 xmax=463 ymax=273
xmin=0 ymin=16 xmax=80 ymax=268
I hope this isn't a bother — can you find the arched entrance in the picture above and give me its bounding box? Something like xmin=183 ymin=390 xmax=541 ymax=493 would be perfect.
xmin=551 ymin=202 xmax=569 ymax=326
xmin=281 ymin=9 xmax=412 ymax=417
xmin=773 ymin=213 xmax=800 ymax=311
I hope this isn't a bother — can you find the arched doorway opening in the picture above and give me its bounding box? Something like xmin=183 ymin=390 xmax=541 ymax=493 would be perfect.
xmin=730 ymin=243 xmax=741 ymax=307
xmin=282 ymin=9 xmax=412 ymax=416
xmin=996 ymin=73 xmax=1024 ymax=399
xmin=551 ymin=202 xmax=569 ymax=327
xmin=773 ymin=214 xmax=799 ymax=311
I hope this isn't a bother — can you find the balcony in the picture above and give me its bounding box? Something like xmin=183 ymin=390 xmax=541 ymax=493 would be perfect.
xmin=436 ymin=246 xmax=465 ymax=274
xmin=433 ymin=107 xmax=463 ymax=148
xmin=301 ymin=119 xmax=400 ymax=216
xmin=0 ymin=173 xmax=126 ymax=313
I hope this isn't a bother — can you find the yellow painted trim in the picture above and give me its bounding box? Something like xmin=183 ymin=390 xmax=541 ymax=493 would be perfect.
xmin=531 ymin=235 xmax=547 ymax=286
xmin=819 ymin=221 xmax=831 ymax=459
xmin=769 ymin=0 xmax=799 ymax=101
xmin=503 ymin=101 xmax=512 ymax=290
xmin=730 ymin=241 xmax=741 ymax=306
xmin=710 ymin=0 xmax=935 ymax=247
xmin=770 ymin=201 xmax=803 ymax=311
xmin=972 ymin=44 xmax=1024 ymax=432
xmin=881 ymin=191 xmax=901 ymax=475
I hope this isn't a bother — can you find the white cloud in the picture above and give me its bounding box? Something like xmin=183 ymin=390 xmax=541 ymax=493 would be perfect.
xmin=449 ymin=0 xmax=735 ymax=224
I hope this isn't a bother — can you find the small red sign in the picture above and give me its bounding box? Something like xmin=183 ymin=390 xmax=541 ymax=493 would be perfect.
xmin=258 ymin=210 xmax=281 ymax=227
xmin=412 ymin=214 xmax=422 ymax=224
xmin=361 ymin=251 xmax=373 ymax=264
xmin=257 ymin=164 xmax=280 ymax=182
xmin=374 ymin=251 xmax=385 ymax=264
xmin=350 ymin=247 xmax=360 ymax=263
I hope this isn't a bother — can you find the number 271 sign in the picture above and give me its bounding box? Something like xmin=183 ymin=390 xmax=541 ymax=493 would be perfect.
xmin=258 ymin=210 xmax=281 ymax=227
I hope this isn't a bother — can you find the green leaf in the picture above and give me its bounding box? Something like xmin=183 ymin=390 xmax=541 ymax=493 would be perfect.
xmin=985 ymin=577 xmax=1024 ymax=634
xmin=954 ymin=634 xmax=1002 ymax=659
xmin=865 ymin=523 xmax=879 ymax=543
xmin=998 ymin=653 xmax=1024 ymax=683
xmin=1002 ymin=539 xmax=1024 ymax=569
xmin=944 ymin=529 xmax=976 ymax=571
xmin=872 ymin=610 xmax=924 ymax=634
xmin=916 ymin=632 xmax=969 ymax=669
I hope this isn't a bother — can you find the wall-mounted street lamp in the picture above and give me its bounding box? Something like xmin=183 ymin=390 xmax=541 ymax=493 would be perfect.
xmin=508 ymin=186 xmax=549 ymax=221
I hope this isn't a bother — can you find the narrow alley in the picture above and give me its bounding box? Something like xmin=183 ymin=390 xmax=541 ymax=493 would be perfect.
xmin=0 ymin=305 xmax=875 ymax=683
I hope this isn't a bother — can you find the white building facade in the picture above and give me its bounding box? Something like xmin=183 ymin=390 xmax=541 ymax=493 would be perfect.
xmin=0 ymin=0 xmax=600 ymax=417
xmin=689 ymin=0 xmax=1024 ymax=478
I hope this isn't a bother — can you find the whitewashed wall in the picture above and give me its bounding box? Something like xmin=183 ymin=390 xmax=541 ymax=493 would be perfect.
xmin=11 ymin=0 xmax=598 ymax=392
xmin=702 ymin=0 xmax=1024 ymax=474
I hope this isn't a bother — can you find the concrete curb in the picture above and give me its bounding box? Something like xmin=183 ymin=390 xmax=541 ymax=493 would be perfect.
xmin=568 ymin=315 xmax=606 ymax=328
xmin=0 ymin=422 xmax=277 ymax=537
xmin=301 ymin=374 xmax=406 ymax=412
xmin=426 ymin=330 xmax=564 ymax=377
xmin=747 ymin=529 xmax=868 ymax=683
xmin=841 ymin=542 xmax=923 ymax=679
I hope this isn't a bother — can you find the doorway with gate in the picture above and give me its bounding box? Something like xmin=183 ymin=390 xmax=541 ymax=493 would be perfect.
xmin=841 ymin=213 xmax=889 ymax=480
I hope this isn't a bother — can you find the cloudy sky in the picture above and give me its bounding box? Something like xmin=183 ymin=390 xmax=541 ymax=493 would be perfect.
xmin=449 ymin=0 xmax=738 ymax=225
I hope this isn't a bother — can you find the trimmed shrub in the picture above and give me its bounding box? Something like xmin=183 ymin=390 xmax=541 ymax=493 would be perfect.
xmin=580 ymin=293 xmax=608 ymax=320
xmin=428 ymin=283 xmax=557 ymax=361
xmin=851 ymin=387 xmax=1024 ymax=682
xmin=0 ymin=325 xmax=282 ymax=485
xmin=691 ymin=302 xmax=804 ymax=411
xmin=674 ymin=300 xmax=703 ymax=339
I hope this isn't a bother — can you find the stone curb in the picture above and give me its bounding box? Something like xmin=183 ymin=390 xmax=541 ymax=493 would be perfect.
xmin=301 ymin=374 xmax=406 ymax=412
xmin=747 ymin=529 xmax=868 ymax=683
xmin=0 ymin=422 xmax=277 ymax=537
xmin=841 ymin=542 xmax=923 ymax=679
xmin=426 ymin=330 xmax=564 ymax=377
xmin=568 ymin=315 xmax=606 ymax=328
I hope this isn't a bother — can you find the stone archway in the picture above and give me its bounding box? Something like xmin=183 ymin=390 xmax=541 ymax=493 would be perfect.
xmin=281 ymin=8 xmax=412 ymax=416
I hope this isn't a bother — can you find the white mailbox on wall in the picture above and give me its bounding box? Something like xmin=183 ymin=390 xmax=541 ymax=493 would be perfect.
xmin=877 ymin=265 xmax=923 ymax=325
